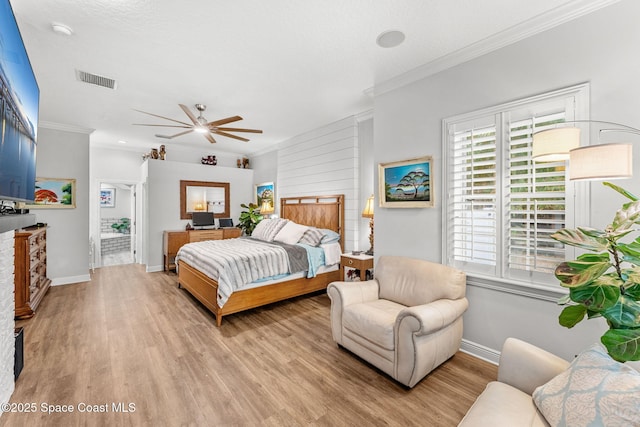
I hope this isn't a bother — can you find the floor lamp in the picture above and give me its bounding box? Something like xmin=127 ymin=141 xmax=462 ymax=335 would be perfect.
xmin=362 ymin=195 xmax=374 ymax=255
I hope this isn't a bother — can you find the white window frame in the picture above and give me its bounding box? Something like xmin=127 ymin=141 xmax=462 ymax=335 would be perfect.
xmin=442 ymin=83 xmax=590 ymax=290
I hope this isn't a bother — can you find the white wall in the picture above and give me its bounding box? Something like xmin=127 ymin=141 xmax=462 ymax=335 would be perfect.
xmin=35 ymin=126 xmax=91 ymax=285
xmin=373 ymin=1 xmax=640 ymax=361
xmin=143 ymin=159 xmax=254 ymax=271
xmin=276 ymin=116 xmax=360 ymax=251
xmin=357 ymin=116 xmax=374 ymax=252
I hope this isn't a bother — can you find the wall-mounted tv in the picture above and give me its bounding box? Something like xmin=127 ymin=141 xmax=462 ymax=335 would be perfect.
xmin=0 ymin=0 xmax=39 ymax=203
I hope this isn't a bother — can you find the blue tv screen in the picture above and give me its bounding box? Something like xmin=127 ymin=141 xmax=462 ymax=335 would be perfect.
xmin=0 ymin=0 xmax=39 ymax=202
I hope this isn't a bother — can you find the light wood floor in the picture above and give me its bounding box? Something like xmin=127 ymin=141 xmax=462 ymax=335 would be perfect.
xmin=2 ymin=264 xmax=497 ymax=426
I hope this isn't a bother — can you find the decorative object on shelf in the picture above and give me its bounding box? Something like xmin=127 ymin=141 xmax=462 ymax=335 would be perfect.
xmin=238 ymin=202 xmax=263 ymax=236
xmin=201 ymin=155 xmax=217 ymax=165
xmin=551 ymin=181 xmax=640 ymax=362
xmin=242 ymin=157 xmax=250 ymax=168
xmin=237 ymin=158 xmax=242 ymax=168
xmin=100 ymin=188 xmax=115 ymax=208
xmin=362 ymin=194 xmax=374 ymax=255
xmin=159 ymin=145 xmax=166 ymax=160
xmin=532 ymin=120 xmax=640 ymax=180
xmin=26 ymin=177 xmax=76 ymax=209
xmin=378 ymin=156 xmax=433 ymax=208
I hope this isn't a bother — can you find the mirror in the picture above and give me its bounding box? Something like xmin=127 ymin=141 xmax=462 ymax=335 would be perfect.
xmin=180 ymin=180 xmax=230 ymax=220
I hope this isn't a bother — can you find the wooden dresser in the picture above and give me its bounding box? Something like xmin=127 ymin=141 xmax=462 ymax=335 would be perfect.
xmin=163 ymin=228 xmax=242 ymax=271
xmin=14 ymin=226 xmax=51 ymax=319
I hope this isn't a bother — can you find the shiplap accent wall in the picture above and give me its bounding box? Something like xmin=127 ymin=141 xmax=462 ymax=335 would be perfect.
xmin=276 ymin=116 xmax=359 ymax=252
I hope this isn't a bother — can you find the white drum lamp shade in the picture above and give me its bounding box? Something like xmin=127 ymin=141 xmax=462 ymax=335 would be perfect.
xmin=569 ymin=143 xmax=633 ymax=181
xmin=532 ymin=127 xmax=581 ymax=161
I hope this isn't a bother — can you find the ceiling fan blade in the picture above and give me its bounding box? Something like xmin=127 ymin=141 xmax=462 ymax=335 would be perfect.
xmin=179 ymin=104 xmax=200 ymax=126
xmin=167 ymin=129 xmax=195 ymax=139
xmin=207 ymin=116 xmax=243 ymax=127
xmin=204 ymin=133 xmax=217 ymax=144
xmin=215 ymin=127 xmax=263 ymax=134
xmin=212 ymin=130 xmax=250 ymax=142
xmin=133 ymin=109 xmax=192 ymax=126
xmin=133 ymin=123 xmax=191 ymax=128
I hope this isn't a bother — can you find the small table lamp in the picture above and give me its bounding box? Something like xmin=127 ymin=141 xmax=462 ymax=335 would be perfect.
xmin=260 ymin=200 xmax=274 ymax=218
xmin=362 ymin=195 xmax=374 ymax=255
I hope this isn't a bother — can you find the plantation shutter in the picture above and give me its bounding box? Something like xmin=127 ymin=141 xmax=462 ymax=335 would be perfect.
xmin=506 ymin=112 xmax=567 ymax=277
xmin=448 ymin=117 xmax=498 ymax=275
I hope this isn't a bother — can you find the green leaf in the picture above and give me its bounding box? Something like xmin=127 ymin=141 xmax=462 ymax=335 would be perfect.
xmin=612 ymin=200 xmax=640 ymax=232
xmin=569 ymin=280 xmax=620 ymax=311
xmin=554 ymin=253 xmax=611 ymax=288
xmin=550 ymin=228 xmax=609 ymax=252
xmin=625 ymin=283 xmax=640 ymax=300
xmin=602 ymin=295 xmax=640 ymax=328
xmin=559 ymin=305 xmax=587 ymax=328
xmin=603 ymin=181 xmax=639 ymax=202
xmin=601 ymin=328 xmax=640 ymax=362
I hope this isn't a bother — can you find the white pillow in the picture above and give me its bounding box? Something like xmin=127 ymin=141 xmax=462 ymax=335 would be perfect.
xmin=252 ymin=218 xmax=288 ymax=241
xmin=274 ymin=221 xmax=309 ymax=245
xmin=532 ymin=343 xmax=640 ymax=427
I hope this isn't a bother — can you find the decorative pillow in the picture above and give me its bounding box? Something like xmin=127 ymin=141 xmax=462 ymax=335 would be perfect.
xmin=274 ymin=221 xmax=309 ymax=245
xmin=532 ymin=343 xmax=640 ymax=427
xmin=319 ymin=228 xmax=340 ymax=244
xmin=251 ymin=218 xmax=288 ymax=241
xmin=298 ymin=227 xmax=325 ymax=246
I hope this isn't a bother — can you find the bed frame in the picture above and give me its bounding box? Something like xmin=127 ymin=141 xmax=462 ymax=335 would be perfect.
xmin=177 ymin=194 xmax=345 ymax=326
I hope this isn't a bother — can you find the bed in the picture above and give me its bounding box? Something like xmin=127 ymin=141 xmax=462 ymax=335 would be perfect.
xmin=176 ymin=194 xmax=344 ymax=326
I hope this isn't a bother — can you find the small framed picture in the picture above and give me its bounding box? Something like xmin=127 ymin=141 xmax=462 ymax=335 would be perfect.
xmin=255 ymin=182 xmax=275 ymax=211
xmin=100 ymin=188 xmax=115 ymax=208
xmin=26 ymin=177 xmax=77 ymax=209
xmin=378 ymin=156 xmax=434 ymax=208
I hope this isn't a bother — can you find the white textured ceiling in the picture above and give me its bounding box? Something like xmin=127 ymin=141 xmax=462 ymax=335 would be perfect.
xmin=9 ymin=0 xmax=617 ymax=155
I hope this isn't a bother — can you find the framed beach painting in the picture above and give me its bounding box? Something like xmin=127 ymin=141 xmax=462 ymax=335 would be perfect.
xmin=27 ymin=177 xmax=76 ymax=209
xmin=255 ymin=182 xmax=275 ymax=211
xmin=100 ymin=188 xmax=115 ymax=208
xmin=378 ymin=156 xmax=434 ymax=208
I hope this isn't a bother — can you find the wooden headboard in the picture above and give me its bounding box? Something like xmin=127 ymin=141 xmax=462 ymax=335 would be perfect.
xmin=280 ymin=194 xmax=345 ymax=252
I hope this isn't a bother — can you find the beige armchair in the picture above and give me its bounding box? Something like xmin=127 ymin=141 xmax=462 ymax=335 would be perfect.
xmin=327 ymin=256 xmax=468 ymax=388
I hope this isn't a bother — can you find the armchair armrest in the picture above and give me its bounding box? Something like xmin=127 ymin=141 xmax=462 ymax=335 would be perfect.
xmin=396 ymin=298 xmax=469 ymax=336
xmin=498 ymin=337 xmax=570 ymax=395
xmin=327 ymin=280 xmax=380 ymax=345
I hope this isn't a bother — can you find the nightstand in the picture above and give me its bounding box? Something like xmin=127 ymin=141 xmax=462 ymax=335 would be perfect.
xmin=340 ymin=253 xmax=374 ymax=281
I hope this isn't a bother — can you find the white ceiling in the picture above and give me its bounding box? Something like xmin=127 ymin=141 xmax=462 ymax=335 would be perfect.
xmin=10 ymin=0 xmax=617 ymax=156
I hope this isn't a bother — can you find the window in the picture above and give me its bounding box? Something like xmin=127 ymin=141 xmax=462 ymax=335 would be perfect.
xmin=443 ymin=84 xmax=588 ymax=287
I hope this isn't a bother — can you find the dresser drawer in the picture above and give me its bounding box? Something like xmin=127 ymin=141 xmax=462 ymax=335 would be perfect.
xmin=189 ymin=230 xmax=223 ymax=242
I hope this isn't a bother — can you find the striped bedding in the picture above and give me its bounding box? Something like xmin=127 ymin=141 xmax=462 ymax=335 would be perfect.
xmin=176 ymin=237 xmax=313 ymax=308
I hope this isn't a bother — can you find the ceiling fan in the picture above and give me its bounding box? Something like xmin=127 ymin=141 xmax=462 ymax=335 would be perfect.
xmin=133 ymin=104 xmax=262 ymax=144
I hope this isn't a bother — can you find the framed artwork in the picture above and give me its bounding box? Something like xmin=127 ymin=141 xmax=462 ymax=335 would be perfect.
xmin=378 ymin=156 xmax=434 ymax=208
xmin=26 ymin=177 xmax=76 ymax=209
xmin=100 ymin=188 xmax=115 ymax=208
xmin=255 ymin=182 xmax=275 ymax=211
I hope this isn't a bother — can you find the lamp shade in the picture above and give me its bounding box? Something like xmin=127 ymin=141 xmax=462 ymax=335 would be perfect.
xmin=260 ymin=200 xmax=274 ymax=215
xmin=532 ymin=127 xmax=581 ymax=161
xmin=569 ymin=143 xmax=633 ymax=181
xmin=362 ymin=195 xmax=374 ymax=218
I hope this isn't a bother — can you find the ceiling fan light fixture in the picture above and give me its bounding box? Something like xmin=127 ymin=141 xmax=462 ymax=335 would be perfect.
xmin=194 ymin=126 xmax=208 ymax=134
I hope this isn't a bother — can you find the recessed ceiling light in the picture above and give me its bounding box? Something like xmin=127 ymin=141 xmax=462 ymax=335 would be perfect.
xmin=376 ymin=30 xmax=405 ymax=48
xmin=51 ymin=23 xmax=73 ymax=36
xmin=118 ymin=140 xmax=127 ymax=144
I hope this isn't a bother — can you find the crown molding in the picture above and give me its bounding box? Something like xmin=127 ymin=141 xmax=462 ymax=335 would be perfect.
xmin=370 ymin=0 xmax=621 ymax=97
xmin=39 ymin=121 xmax=94 ymax=135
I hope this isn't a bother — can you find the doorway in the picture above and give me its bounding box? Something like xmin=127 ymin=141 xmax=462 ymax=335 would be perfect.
xmin=98 ymin=182 xmax=136 ymax=267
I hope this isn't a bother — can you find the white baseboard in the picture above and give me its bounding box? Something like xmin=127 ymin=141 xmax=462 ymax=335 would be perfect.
xmin=51 ymin=274 xmax=91 ymax=286
xmin=146 ymin=265 xmax=164 ymax=273
xmin=460 ymin=339 xmax=500 ymax=365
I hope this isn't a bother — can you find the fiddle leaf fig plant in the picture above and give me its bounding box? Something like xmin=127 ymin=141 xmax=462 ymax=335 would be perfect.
xmin=551 ymin=181 xmax=640 ymax=362
xmin=238 ymin=202 xmax=263 ymax=236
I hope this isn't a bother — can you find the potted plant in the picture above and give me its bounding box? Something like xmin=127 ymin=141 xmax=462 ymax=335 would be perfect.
xmin=111 ymin=218 xmax=130 ymax=234
xmin=551 ymin=182 xmax=640 ymax=362
xmin=238 ymin=203 xmax=263 ymax=236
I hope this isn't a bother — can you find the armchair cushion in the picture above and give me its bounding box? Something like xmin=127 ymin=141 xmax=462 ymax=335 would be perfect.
xmin=343 ymin=299 xmax=405 ymax=351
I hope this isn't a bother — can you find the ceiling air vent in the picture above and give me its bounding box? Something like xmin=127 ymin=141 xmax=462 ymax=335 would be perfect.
xmin=75 ymin=69 xmax=117 ymax=90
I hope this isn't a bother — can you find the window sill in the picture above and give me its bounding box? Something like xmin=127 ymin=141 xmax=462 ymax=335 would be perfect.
xmin=466 ymin=274 xmax=567 ymax=302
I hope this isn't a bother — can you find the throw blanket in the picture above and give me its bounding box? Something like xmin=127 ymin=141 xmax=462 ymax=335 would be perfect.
xmin=176 ymin=237 xmax=310 ymax=308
